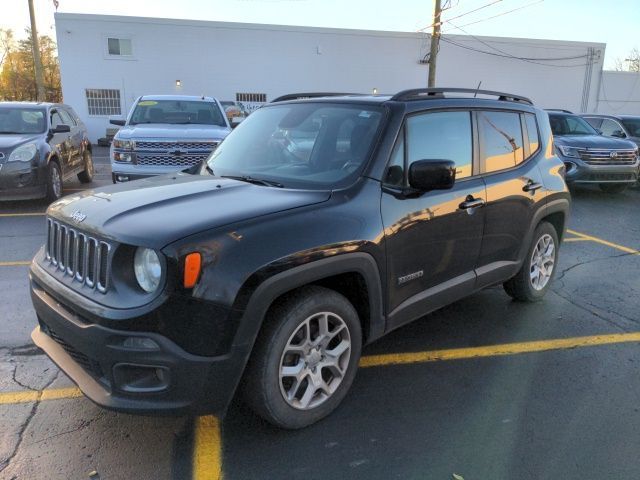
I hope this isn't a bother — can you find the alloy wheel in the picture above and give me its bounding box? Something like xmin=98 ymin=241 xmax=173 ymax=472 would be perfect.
xmin=530 ymin=233 xmax=555 ymax=290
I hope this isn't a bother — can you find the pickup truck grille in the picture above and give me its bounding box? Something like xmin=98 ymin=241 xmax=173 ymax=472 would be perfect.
xmin=45 ymin=218 xmax=111 ymax=293
xmin=136 ymin=152 xmax=210 ymax=167
xmin=579 ymin=149 xmax=637 ymax=165
xmin=132 ymin=140 xmax=218 ymax=167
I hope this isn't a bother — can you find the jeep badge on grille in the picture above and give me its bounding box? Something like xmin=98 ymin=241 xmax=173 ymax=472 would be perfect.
xmin=70 ymin=210 xmax=87 ymax=223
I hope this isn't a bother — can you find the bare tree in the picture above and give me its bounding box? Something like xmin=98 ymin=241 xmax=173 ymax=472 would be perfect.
xmin=614 ymin=47 xmax=640 ymax=72
xmin=0 ymin=29 xmax=14 ymax=70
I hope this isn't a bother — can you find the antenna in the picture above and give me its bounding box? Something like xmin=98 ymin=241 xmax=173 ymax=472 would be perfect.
xmin=474 ymin=81 xmax=482 ymax=98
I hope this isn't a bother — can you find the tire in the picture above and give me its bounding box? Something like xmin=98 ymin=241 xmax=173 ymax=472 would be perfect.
xmin=504 ymin=221 xmax=559 ymax=302
xmin=242 ymin=286 xmax=362 ymax=429
xmin=45 ymin=161 xmax=63 ymax=203
xmin=77 ymin=150 xmax=94 ymax=183
xmin=599 ymin=183 xmax=628 ymax=194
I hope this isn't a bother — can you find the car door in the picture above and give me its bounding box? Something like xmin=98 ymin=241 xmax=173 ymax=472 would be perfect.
xmin=381 ymin=110 xmax=486 ymax=331
xmin=49 ymin=110 xmax=73 ymax=175
xmin=58 ymin=108 xmax=83 ymax=170
xmin=474 ymin=110 xmax=547 ymax=288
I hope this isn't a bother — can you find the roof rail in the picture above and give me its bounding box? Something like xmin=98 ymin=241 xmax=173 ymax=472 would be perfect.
xmin=390 ymin=88 xmax=533 ymax=105
xmin=545 ymin=108 xmax=574 ymax=114
xmin=271 ymin=92 xmax=363 ymax=103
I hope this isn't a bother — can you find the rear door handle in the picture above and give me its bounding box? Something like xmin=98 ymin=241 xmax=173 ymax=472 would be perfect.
xmin=459 ymin=196 xmax=486 ymax=210
xmin=523 ymin=181 xmax=543 ymax=192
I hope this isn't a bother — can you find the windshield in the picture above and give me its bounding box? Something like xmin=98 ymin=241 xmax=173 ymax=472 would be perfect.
xmin=621 ymin=119 xmax=640 ymax=137
xmin=0 ymin=107 xmax=46 ymax=134
xmin=129 ymin=99 xmax=227 ymax=126
xmin=205 ymin=102 xmax=384 ymax=189
xmin=548 ymin=114 xmax=598 ymax=136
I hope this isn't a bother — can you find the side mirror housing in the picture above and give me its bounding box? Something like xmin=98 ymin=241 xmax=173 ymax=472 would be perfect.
xmin=110 ymin=118 xmax=126 ymax=126
xmin=408 ymin=160 xmax=456 ymax=191
xmin=230 ymin=117 xmax=244 ymax=129
xmin=611 ymin=129 xmax=626 ymax=138
xmin=50 ymin=124 xmax=71 ymax=134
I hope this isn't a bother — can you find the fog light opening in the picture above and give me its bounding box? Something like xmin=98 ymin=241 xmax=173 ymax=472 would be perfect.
xmin=116 ymin=175 xmax=129 ymax=182
xmin=113 ymin=363 xmax=170 ymax=393
xmin=563 ymin=161 xmax=577 ymax=174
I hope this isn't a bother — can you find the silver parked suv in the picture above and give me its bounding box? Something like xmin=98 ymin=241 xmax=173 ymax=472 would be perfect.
xmin=109 ymin=95 xmax=231 ymax=183
xmin=547 ymin=110 xmax=639 ymax=193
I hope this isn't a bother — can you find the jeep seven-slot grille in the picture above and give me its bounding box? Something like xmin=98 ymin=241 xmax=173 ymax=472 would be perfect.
xmin=45 ymin=218 xmax=111 ymax=293
xmin=578 ymin=149 xmax=638 ymax=165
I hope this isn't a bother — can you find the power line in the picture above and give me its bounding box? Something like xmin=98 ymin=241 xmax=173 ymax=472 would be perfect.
xmin=445 ymin=0 xmax=544 ymax=30
xmin=439 ymin=36 xmax=594 ymax=68
xmin=419 ymin=0 xmax=503 ymax=31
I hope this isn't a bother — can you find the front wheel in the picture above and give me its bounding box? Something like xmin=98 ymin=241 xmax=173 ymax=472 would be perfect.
xmin=504 ymin=221 xmax=559 ymax=302
xmin=242 ymin=286 xmax=362 ymax=429
xmin=599 ymin=183 xmax=628 ymax=194
xmin=77 ymin=150 xmax=94 ymax=183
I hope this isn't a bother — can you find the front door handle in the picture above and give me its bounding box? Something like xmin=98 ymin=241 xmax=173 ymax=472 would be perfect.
xmin=523 ymin=181 xmax=543 ymax=193
xmin=459 ymin=196 xmax=486 ymax=210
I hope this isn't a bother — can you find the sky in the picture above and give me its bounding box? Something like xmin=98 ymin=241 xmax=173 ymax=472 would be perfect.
xmin=3 ymin=0 xmax=639 ymax=69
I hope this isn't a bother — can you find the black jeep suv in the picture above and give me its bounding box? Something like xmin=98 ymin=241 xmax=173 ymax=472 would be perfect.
xmin=0 ymin=102 xmax=94 ymax=202
xmin=30 ymin=89 xmax=570 ymax=429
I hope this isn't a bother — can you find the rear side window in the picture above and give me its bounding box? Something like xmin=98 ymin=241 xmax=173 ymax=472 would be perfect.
xmin=478 ymin=111 xmax=524 ymax=173
xmin=406 ymin=111 xmax=473 ymax=179
xmin=524 ymin=113 xmax=540 ymax=154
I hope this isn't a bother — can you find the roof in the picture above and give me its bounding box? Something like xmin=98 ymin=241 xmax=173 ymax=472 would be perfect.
xmin=139 ymin=95 xmax=218 ymax=102
xmin=0 ymin=101 xmax=58 ymax=108
xmin=581 ymin=113 xmax=640 ymax=120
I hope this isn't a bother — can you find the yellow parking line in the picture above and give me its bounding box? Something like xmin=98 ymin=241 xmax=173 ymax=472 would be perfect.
xmin=0 ymin=387 xmax=81 ymax=405
xmin=566 ymin=229 xmax=640 ymax=255
xmin=359 ymin=332 xmax=640 ymax=368
xmin=193 ymin=415 xmax=223 ymax=480
xmin=0 ymin=261 xmax=31 ymax=266
xmin=563 ymin=237 xmax=590 ymax=242
xmin=0 ymin=212 xmax=45 ymax=217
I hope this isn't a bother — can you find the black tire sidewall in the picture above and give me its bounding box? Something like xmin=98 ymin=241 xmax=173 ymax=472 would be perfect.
xmin=252 ymin=288 xmax=362 ymax=429
xmin=78 ymin=151 xmax=94 ymax=183
xmin=46 ymin=161 xmax=62 ymax=202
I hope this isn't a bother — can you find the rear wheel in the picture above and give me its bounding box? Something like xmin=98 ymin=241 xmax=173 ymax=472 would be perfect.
xmin=77 ymin=150 xmax=94 ymax=183
xmin=504 ymin=221 xmax=559 ymax=302
xmin=45 ymin=161 xmax=62 ymax=203
xmin=242 ymin=286 xmax=362 ymax=429
xmin=599 ymin=183 xmax=628 ymax=194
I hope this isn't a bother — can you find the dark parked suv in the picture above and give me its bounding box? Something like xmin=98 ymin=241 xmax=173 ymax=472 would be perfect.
xmin=0 ymin=102 xmax=93 ymax=201
xmin=547 ymin=110 xmax=639 ymax=193
xmin=581 ymin=113 xmax=640 ymax=148
xmin=29 ymin=89 xmax=570 ymax=429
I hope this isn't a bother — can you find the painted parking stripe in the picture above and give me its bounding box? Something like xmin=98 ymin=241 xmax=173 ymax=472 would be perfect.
xmin=193 ymin=416 xmax=223 ymax=480
xmin=566 ymin=229 xmax=640 ymax=255
xmin=0 ymin=387 xmax=82 ymax=405
xmin=0 ymin=261 xmax=31 ymax=266
xmin=359 ymin=332 xmax=640 ymax=368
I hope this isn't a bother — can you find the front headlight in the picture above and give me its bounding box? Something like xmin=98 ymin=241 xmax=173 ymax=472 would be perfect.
xmin=8 ymin=143 xmax=37 ymax=162
xmin=133 ymin=247 xmax=162 ymax=293
xmin=113 ymin=138 xmax=133 ymax=150
xmin=557 ymin=145 xmax=580 ymax=158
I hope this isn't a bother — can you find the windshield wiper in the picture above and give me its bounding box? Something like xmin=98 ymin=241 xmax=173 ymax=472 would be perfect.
xmin=221 ymin=175 xmax=284 ymax=188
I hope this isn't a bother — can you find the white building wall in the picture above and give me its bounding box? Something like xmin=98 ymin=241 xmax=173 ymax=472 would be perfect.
xmin=55 ymin=14 xmax=607 ymax=142
xmin=595 ymin=71 xmax=640 ymax=114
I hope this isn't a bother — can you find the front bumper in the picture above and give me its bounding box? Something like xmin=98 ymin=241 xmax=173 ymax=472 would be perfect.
xmin=110 ymin=162 xmax=197 ymax=183
xmin=562 ymin=156 xmax=639 ymax=184
xmin=30 ymin=270 xmax=251 ymax=416
xmin=0 ymin=162 xmax=47 ymax=200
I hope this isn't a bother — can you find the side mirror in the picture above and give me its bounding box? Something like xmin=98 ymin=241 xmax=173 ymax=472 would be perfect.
xmin=230 ymin=117 xmax=244 ymax=129
xmin=50 ymin=124 xmax=71 ymax=134
xmin=611 ymin=130 xmax=626 ymax=138
xmin=110 ymin=118 xmax=126 ymax=126
xmin=408 ymin=160 xmax=456 ymax=191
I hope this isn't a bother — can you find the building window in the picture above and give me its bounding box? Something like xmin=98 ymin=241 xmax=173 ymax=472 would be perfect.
xmin=86 ymin=89 xmax=121 ymax=116
xmin=107 ymin=37 xmax=132 ymax=56
xmin=236 ymin=92 xmax=267 ymax=103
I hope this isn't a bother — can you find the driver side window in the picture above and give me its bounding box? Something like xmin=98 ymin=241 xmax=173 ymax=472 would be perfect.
xmin=50 ymin=112 xmax=65 ymax=128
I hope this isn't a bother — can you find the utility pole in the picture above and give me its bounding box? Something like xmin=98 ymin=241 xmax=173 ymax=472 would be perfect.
xmin=428 ymin=0 xmax=442 ymax=88
xmin=27 ymin=0 xmax=46 ymax=101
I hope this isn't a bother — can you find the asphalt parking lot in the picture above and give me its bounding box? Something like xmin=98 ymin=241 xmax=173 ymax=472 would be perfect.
xmin=1 ymin=148 xmax=639 ymax=479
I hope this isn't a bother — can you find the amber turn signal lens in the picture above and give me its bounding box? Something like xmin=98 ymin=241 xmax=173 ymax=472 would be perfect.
xmin=183 ymin=253 xmax=202 ymax=288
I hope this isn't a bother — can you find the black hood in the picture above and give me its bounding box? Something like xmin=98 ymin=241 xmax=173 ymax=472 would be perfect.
xmin=553 ymin=134 xmax=638 ymax=150
xmin=0 ymin=133 xmax=41 ymax=151
xmin=47 ymin=173 xmax=331 ymax=249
